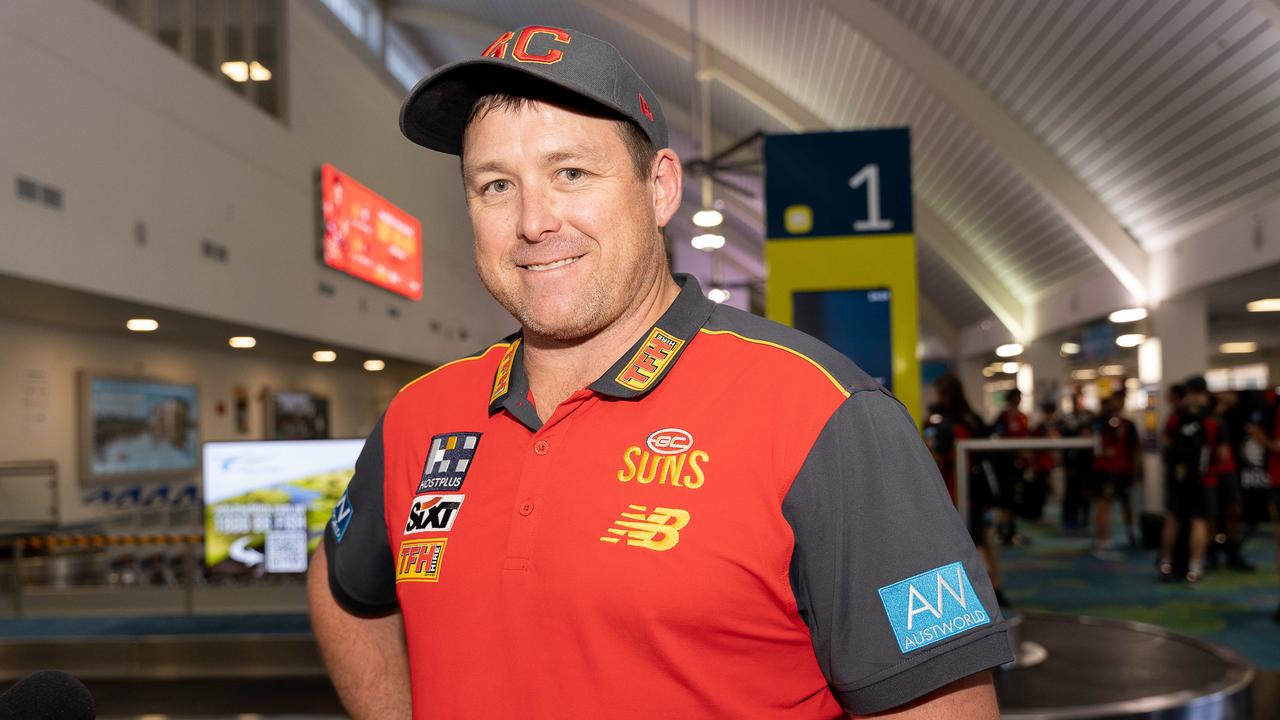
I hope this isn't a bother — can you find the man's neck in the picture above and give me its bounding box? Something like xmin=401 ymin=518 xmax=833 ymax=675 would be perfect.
xmin=522 ymin=275 xmax=681 ymax=423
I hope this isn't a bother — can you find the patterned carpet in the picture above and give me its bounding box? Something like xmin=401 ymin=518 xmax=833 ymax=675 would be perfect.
xmin=998 ymin=515 xmax=1280 ymax=670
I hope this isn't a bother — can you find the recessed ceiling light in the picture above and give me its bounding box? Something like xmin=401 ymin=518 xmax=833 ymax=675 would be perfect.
xmin=228 ymin=336 xmax=256 ymax=349
xmin=1001 ymin=362 xmax=1020 ymax=374
xmin=220 ymin=61 xmax=249 ymax=82
xmin=1246 ymin=298 xmax=1280 ymax=312
xmin=1116 ymin=333 xmax=1145 ymax=348
xmin=1219 ymin=342 xmax=1257 ymax=354
xmin=313 ymin=350 xmax=337 ymax=363
xmin=691 ymin=233 xmax=725 ymax=251
xmin=127 ymin=318 xmax=158 ymax=332
xmin=692 ymin=209 xmax=723 ymax=228
xmin=363 ymin=359 xmax=386 ymax=372
xmin=996 ymin=343 xmax=1023 ymax=358
xmin=249 ymin=61 xmax=272 ymax=82
xmin=1060 ymin=342 xmax=1080 ymax=355
xmin=707 ymin=287 xmax=731 ymax=303
xmin=1100 ymin=365 xmax=1126 ymax=376
xmin=1071 ymin=369 xmax=1097 ymax=380
xmin=1108 ymin=307 xmax=1148 ymax=323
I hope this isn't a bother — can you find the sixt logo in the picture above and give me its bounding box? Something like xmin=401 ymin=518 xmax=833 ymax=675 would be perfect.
xmin=404 ymin=494 xmax=464 ymax=535
xmin=877 ymin=562 xmax=991 ymax=654
xmin=481 ymin=26 xmax=571 ymax=64
xmin=618 ymin=429 xmax=707 ymax=489
xmin=396 ymin=538 xmax=447 ymax=583
xmin=599 ymin=505 xmax=689 ymax=551
xmin=615 ymin=327 xmax=684 ymax=392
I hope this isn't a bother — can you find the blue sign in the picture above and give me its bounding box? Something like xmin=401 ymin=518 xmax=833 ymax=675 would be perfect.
xmin=877 ymin=562 xmax=991 ymax=654
xmin=791 ymin=288 xmax=893 ymax=390
xmin=764 ymin=128 xmax=913 ymax=239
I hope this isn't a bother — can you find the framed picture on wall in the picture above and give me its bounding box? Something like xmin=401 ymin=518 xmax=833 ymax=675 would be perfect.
xmin=265 ymin=389 xmax=330 ymax=440
xmin=78 ymin=372 xmax=201 ymax=484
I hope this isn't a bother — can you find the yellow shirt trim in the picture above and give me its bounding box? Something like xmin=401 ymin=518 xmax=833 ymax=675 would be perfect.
xmin=399 ymin=342 xmax=513 ymax=394
xmin=697 ymin=329 xmax=850 ymax=399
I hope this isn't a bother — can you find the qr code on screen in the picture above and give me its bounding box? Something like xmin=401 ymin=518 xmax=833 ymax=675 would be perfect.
xmin=265 ymin=531 xmax=308 ymax=573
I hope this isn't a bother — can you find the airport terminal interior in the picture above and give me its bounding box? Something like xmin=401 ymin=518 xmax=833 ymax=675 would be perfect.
xmin=2 ymin=0 xmax=1280 ymax=717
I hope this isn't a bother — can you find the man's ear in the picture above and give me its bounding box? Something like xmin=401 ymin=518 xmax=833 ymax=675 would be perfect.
xmin=650 ymin=149 xmax=683 ymax=228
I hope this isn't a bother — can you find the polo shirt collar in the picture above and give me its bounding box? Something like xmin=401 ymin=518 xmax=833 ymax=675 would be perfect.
xmin=488 ymin=274 xmax=714 ymax=421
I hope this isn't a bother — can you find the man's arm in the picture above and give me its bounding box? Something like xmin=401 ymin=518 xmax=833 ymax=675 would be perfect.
xmin=308 ymin=547 xmax=411 ymax=720
xmin=856 ymin=672 xmax=997 ymax=719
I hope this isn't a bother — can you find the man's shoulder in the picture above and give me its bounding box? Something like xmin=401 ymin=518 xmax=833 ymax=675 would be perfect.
xmin=696 ymin=303 xmax=880 ymax=399
xmin=395 ymin=332 xmax=520 ymax=402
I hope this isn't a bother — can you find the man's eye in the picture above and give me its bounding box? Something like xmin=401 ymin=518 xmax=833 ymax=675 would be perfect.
xmin=560 ymin=168 xmax=585 ymax=182
xmin=485 ymin=180 xmax=510 ymax=194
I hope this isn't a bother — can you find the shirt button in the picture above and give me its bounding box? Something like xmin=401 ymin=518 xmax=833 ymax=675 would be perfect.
xmin=519 ymin=500 xmax=535 ymax=516
xmin=533 ymin=440 xmax=549 ymax=455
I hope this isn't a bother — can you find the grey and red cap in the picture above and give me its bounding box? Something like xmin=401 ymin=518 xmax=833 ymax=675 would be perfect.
xmin=399 ymin=25 xmax=668 ymax=156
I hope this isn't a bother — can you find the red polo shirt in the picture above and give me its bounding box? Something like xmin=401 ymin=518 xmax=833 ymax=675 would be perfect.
xmin=325 ymin=275 xmax=1011 ymax=718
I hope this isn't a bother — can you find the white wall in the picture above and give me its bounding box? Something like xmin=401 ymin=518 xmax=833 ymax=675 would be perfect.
xmin=0 ymin=1 xmax=513 ymax=366
xmin=0 ymin=316 xmax=402 ymax=525
xmin=1150 ymin=197 xmax=1280 ymax=303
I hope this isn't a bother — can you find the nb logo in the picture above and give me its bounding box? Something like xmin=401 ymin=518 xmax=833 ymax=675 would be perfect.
xmin=599 ymin=505 xmax=689 ymax=551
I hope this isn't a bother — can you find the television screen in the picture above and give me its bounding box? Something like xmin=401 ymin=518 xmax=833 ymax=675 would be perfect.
xmin=81 ymin=374 xmax=200 ymax=482
xmin=320 ymin=163 xmax=423 ymax=300
xmin=267 ymin=390 xmax=330 ymax=440
xmin=203 ymin=438 xmax=364 ymax=574
xmin=791 ymin=288 xmax=893 ymax=390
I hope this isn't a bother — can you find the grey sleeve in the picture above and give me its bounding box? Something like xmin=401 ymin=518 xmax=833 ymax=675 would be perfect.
xmin=322 ymin=416 xmax=398 ymax=615
xmin=783 ymin=389 xmax=1012 ymax=715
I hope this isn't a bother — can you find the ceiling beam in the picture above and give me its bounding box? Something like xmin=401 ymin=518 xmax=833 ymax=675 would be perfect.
xmin=823 ymin=0 xmax=1149 ymax=302
xmin=591 ymin=0 xmax=1022 ymax=340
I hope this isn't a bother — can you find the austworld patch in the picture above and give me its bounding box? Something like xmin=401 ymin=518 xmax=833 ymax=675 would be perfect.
xmin=877 ymin=562 xmax=991 ymax=654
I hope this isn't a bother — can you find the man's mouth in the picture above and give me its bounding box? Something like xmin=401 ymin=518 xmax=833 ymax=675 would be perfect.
xmin=521 ymin=255 xmax=584 ymax=272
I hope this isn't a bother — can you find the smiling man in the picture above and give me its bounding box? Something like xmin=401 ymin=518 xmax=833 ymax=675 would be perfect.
xmin=307 ymin=25 xmax=1011 ymax=719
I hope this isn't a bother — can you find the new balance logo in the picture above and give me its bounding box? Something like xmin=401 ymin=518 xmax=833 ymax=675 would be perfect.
xmin=599 ymin=505 xmax=689 ymax=551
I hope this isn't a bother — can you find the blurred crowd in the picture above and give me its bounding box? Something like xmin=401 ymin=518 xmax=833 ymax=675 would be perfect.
xmin=923 ymin=373 xmax=1280 ymax=623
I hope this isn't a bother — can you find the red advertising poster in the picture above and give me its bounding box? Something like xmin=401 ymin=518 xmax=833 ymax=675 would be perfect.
xmin=321 ymin=163 xmax=423 ymax=300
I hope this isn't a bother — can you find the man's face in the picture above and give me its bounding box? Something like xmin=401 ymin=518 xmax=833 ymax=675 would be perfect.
xmin=461 ymin=101 xmax=665 ymax=341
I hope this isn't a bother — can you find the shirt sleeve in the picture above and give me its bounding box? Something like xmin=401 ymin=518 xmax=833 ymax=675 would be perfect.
xmin=782 ymin=389 xmax=1013 ymax=715
xmin=322 ymin=415 xmax=398 ymax=615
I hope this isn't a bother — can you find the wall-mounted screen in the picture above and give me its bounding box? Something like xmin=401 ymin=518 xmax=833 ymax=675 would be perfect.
xmin=203 ymin=438 xmax=364 ymax=574
xmin=320 ymin=163 xmax=423 ymax=300
xmin=266 ymin=390 xmax=330 ymax=440
xmin=791 ymin=288 xmax=893 ymax=390
xmin=79 ymin=373 xmax=200 ymax=483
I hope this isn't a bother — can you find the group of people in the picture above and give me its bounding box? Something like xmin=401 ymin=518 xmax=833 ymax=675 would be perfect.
xmin=924 ymin=372 xmax=1280 ymax=622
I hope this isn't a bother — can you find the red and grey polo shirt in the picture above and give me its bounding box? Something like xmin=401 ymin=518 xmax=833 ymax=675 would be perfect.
xmin=325 ymin=274 xmax=1012 ymax=718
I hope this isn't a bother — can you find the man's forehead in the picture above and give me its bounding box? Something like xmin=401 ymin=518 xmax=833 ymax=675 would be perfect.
xmin=462 ymin=102 xmax=624 ymax=168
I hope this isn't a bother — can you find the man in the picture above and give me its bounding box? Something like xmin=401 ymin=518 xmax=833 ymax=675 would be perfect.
xmin=308 ymin=26 xmax=1010 ymax=719
xmin=1244 ymin=388 xmax=1280 ymax=622
xmin=1059 ymin=388 xmax=1094 ymax=532
xmin=1088 ymin=389 xmax=1140 ymax=556
xmin=1158 ymin=377 xmax=1221 ymax=583
xmin=989 ymin=389 xmax=1029 ymax=546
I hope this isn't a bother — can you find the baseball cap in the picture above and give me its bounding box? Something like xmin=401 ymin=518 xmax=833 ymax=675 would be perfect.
xmin=399 ymin=25 xmax=668 ymax=156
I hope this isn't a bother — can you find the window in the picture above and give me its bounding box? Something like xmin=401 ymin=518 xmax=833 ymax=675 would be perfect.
xmin=99 ymin=0 xmax=285 ymax=121
xmin=387 ymin=26 xmax=430 ymax=89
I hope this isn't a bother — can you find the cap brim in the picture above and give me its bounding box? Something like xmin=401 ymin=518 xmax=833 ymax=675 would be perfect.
xmin=399 ymin=59 xmax=640 ymax=156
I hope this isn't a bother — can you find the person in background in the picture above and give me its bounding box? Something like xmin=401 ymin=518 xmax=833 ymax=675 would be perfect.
xmin=1210 ymin=390 xmax=1254 ymax=572
xmin=990 ymin=388 xmax=1031 ymax=546
xmin=1060 ymin=388 xmax=1094 ymax=533
xmin=1089 ymin=389 xmax=1140 ymax=556
xmin=1159 ymin=377 xmax=1220 ymax=583
xmin=1026 ymin=400 xmax=1061 ymax=523
xmin=924 ymin=373 xmax=1011 ymax=607
xmin=1244 ymin=388 xmax=1280 ymax=622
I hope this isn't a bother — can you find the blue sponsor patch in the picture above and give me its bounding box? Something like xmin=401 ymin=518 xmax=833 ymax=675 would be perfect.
xmin=418 ymin=432 xmax=482 ymax=493
xmin=331 ymin=490 xmax=353 ymax=543
xmin=877 ymin=562 xmax=991 ymax=654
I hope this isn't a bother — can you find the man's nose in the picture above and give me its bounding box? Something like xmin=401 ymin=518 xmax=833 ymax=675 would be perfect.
xmin=516 ymin=183 xmax=561 ymax=242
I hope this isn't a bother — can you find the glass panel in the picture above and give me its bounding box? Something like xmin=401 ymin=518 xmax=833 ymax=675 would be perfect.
xmin=155 ymin=0 xmax=183 ymax=54
xmin=252 ymin=0 xmax=281 ymax=116
xmin=223 ymin=0 xmax=248 ymax=95
xmin=193 ymin=0 xmax=216 ymax=75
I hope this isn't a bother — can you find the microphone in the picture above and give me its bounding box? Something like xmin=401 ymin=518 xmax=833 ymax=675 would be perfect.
xmin=0 ymin=670 xmax=95 ymax=719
